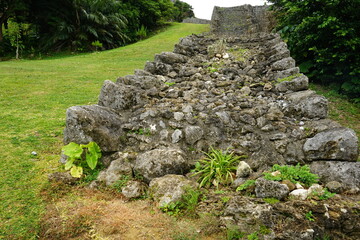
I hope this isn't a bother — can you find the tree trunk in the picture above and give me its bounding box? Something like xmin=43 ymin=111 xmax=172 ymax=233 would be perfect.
xmin=16 ymin=34 xmax=19 ymax=59
xmin=0 ymin=25 xmax=3 ymax=42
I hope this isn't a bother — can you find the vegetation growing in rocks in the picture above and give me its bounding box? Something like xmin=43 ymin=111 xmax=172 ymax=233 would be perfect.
xmin=263 ymin=164 xmax=319 ymax=187
xmin=191 ymin=147 xmax=245 ymax=189
xmin=62 ymin=142 xmax=102 ymax=178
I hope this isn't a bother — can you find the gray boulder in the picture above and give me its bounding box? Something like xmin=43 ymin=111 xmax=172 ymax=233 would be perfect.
xmin=144 ymin=61 xmax=172 ymax=75
xmin=98 ymin=80 xmax=143 ymax=111
xmin=154 ymin=52 xmax=188 ymax=65
xmin=275 ymin=74 xmax=309 ymax=92
xmin=149 ymin=174 xmax=198 ymax=207
xmin=310 ymin=161 xmax=360 ymax=190
xmin=285 ymin=90 xmax=328 ymax=119
xmin=63 ymin=105 xmax=124 ymax=152
xmin=97 ymin=152 xmax=133 ymax=186
xmin=271 ymin=57 xmax=296 ymax=71
xmin=304 ymin=127 xmax=359 ymax=161
xmin=255 ymin=178 xmax=290 ymax=200
xmin=133 ymin=147 xmax=190 ymax=183
xmin=236 ymin=161 xmax=252 ymax=178
xmin=222 ymin=196 xmax=273 ymax=234
xmin=273 ymin=67 xmax=300 ymax=81
xmin=184 ymin=125 xmax=204 ymax=145
xmin=122 ymin=181 xmax=147 ymax=199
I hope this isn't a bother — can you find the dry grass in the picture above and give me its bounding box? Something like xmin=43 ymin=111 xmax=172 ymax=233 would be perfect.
xmin=39 ymin=187 xmax=227 ymax=240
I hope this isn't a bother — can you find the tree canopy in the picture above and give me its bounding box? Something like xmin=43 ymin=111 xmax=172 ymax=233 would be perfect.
xmin=268 ymin=0 xmax=360 ymax=100
xmin=0 ymin=0 xmax=195 ymax=55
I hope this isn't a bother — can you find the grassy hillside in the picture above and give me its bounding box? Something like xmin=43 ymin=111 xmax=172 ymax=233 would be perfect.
xmin=0 ymin=23 xmax=209 ymax=239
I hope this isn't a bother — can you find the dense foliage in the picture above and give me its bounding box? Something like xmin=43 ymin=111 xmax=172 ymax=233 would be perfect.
xmin=0 ymin=0 xmax=194 ymax=55
xmin=269 ymin=0 xmax=360 ymax=100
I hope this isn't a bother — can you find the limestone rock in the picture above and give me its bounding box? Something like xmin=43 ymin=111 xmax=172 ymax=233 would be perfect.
xmin=271 ymin=57 xmax=296 ymax=71
xmin=184 ymin=126 xmax=204 ymax=145
xmin=325 ymin=181 xmax=343 ymax=194
xmin=63 ymin=105 xmax=124 ymax=152
xmin=149 ymin=174 xmax=198 ymax=207
xmin=275 ymin=74 xmax=309 ymax=92
xmin=97 ymin=152 xmax=133 ymax=186
xmin=289 ymin=189 xmax=309 ymax=200
xmin=236 ymin=161 xmax=252 ymax=178
xmin=122 ymin=181 xmax=147 ymax=199
xmin=285 ymin=90 xmax=328 ymax=119
xmin=303 ymin=128 xmax=359 ymax=161
xmin=310 ymin=161 xmax=360 ymax=190
xmin=133 ymin=147 xmax=189 ymax=183
xmin=154 ymin=52 xmax=188 ymax=65
xmin=255 ymin=178 xmax=290 ymax=200
xmin=98 ymin=80 xmax=143 ymax=111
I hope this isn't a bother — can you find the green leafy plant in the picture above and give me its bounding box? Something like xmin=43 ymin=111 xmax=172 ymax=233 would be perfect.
xmin=160 ymin=201 xmax=182 ymax=216
xmin=227 ymin=225 xmax=245 ymax=240
xmin=129 ymin=128 xmax=151 ymax=136
xmin=305 ymin=211 xmax=315 ymax=222
xmin=91 ymin=40 xmax=103 ymax=51
xmin=159 ymin=187 xmax=201 ymax=217
xmin=236 ymin=180 xmax=256 ymax=192
xmin=191 ymin=147 xmax=245 ymax=188
xmin=62 ymin=142 xmax=102 ymax=178
xmin=263 ymin=164 xmax=319 ymax=187
xmin=247 ymin=232 xmax=259 ymax=240
xmin=136 ymin=25 xmax=148 ymax=40
xmin=311 ymin=188 xmax=336 ymax=200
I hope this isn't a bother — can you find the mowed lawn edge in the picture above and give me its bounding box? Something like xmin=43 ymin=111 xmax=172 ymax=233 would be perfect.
xmin=0 ymin=23 xmax=209 ymax=239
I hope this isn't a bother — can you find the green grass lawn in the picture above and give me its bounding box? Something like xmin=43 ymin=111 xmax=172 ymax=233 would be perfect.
xmin=0 ymin=23 xmax=209 ymax=239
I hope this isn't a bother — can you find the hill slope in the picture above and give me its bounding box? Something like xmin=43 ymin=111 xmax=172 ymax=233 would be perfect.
xmin=0 ymin=23 xmax=209 ymax=239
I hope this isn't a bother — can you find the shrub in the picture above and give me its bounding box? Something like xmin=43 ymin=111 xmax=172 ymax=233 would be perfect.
xmin=263 ymin=164 xmax=319 ymax=187
xmin=191 ymin=147 xmax=245 ymax=188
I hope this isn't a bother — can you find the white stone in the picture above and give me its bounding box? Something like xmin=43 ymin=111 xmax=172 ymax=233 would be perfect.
xmin=289 ymin=189 xmax=309 ymax=200
xmin=236 ymin=161 xmax=252 ymax=178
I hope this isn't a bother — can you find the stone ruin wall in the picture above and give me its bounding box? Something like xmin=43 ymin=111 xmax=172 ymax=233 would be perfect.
xmin=61 ymin=5 xmax=360 ymax=238
xmin=63 ymin=4 xmax=359 ymax=189
xmin=211 ymin=5 xmax=272 ymax=36
xmin=182 ymin=17 xmax=211 ymax=25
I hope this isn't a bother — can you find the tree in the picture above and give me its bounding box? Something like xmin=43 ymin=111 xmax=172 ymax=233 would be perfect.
xmin=268 ymin=0 xmax=360 ymax=100
xmin=31 ymin=0 xmax=128 ymax=51
xmin=0 ymin=0 xmax=30 ymax=42
xmin=173 ymin=0 xmax=194 ymax=22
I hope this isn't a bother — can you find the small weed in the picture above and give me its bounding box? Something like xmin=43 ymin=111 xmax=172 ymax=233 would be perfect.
xmin=305 ymin=211 xmax=315 ymax=222
xmin=165 ymin=82 xmax=176 ymax=86
xmin=160 ymin=202 xmax=182 ymax=216
xmin=111 ymin=175 xmax=131 ymax=192
xmin=221 ymin=196 xmax=231 ymax=204
xmin=226 ymin=225 xmax=245 ymax=240
xmin=247 ymin=231 xmax=259 ymax=240
xmin=228 ymin=47 xmax=250 ymax=62
xmin=311 ymin=188 xmax=336 ymax=200
xmin=207 ymin=39 xmax=227 ymax=58
xmin=191 ymin=147 xmax=246 ymax=189
xmin=263 ymin=198 xmax=280 ymax=204
xmin=277 ymin=73 xmax=302 ymax=83
xmin=159 ymin=188 xmax=201 ymax=217
xmin=263 ymin=164 xmax=319 ymax=187
xmin=129 ymin=128 xmax=151 ymax=136
xmin=236 ymin=180 xmax=256 ymax=192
